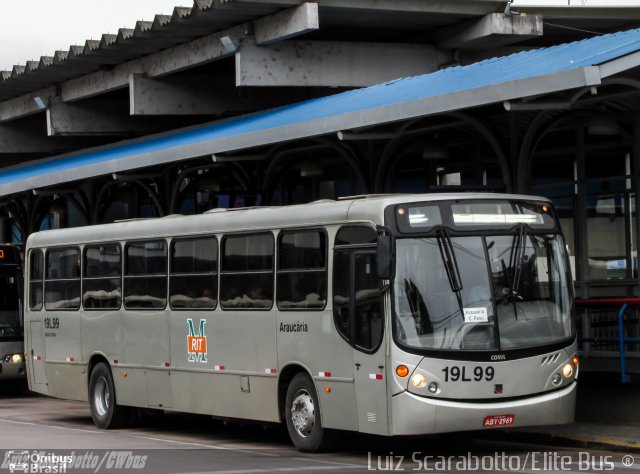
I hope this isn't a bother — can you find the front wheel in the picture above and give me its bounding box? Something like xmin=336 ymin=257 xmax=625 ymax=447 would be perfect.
xmin=284 ymin=373 xmax=335 ymax=452
xmin=88 ymin=362 xmax=132 ymax=429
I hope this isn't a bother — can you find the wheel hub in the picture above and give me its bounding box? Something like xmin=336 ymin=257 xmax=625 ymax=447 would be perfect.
xmin=290 ymin=390 xmax=315 ymax=438
xmin=94 ymin=376 xmax=110 ymax=417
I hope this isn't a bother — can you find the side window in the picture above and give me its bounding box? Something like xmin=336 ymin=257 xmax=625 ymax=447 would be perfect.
xmin=29 ymin=250 xmax=44 ymax=310
xmin=334 ymin=226 xmax=377 ymax=246
xmin=221 ymin=233 xmax=273 ymax=310
xmin=354 ymin=253 xmax=383 ymax=351
xmin=333 ymin=226 xmax=383 ymax=352
xmin=333 ymin=250 xmax=351 ymax=341
xmin=278 ymin=230 xmax=327 ymax=310
xmin=83 ymin=244 xmax=122 ymax=310
xmin=45 ymin=247 xmax=81 ymax=310
xmin=124 ymin=241 xmax=167 ymax=310
xmin=170 ymin=237 xmax=217 ymax=309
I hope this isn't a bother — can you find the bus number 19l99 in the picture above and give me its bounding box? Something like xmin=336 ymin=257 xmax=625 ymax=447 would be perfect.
xmin=442 ymin=365 xmax=494 ymax=382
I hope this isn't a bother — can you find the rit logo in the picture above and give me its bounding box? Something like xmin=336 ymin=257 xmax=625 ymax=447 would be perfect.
xmin=187 ymin=319 xmax=208 ymax=363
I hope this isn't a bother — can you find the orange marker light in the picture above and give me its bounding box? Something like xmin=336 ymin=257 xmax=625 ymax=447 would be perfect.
xmin=542 ymin=205 xmax=549 ymax=213
xmin=396 ymin=365 xmax=409 ymax=377
xmin=0 ymin=249 xmax=4 ymax=259
xmin=325 ymin=387 xmax=331 ymax=393
xmin=572 ymin=355 xmax=579 ymax=366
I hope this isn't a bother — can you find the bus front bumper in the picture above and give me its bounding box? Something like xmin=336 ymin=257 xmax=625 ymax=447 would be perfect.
xmin=391 ymin=382 xmax=576 ymax=436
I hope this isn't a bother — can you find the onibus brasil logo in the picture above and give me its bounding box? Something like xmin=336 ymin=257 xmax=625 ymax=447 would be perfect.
xmin=187 ymin=319 xmax=207 ymax=363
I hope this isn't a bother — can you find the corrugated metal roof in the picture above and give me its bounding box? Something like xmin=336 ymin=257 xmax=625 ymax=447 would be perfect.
xmin=2 ymin=27 xmax=640 ymax=195
xmin=0 ymin=0 xmax=285 ymax=101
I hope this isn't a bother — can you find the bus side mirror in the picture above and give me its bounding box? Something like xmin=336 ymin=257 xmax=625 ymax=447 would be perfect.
xmin=377 ymin=234 xmax=394 ymax=280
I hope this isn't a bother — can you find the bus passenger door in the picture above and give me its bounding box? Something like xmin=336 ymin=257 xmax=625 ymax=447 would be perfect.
xmin=28 ymin=321 xmax=47 ymax=386
xmin=335 ymin=249 xmax=388 ymax=435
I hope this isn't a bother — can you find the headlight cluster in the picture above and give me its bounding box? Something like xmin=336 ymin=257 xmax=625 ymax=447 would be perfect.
xmin=552 ymin=355 xmax=578 ymax=385
xmin=1 ymin=353 xmax=23 ymax=364
xmin=397 ymin=365 xmax=440 ymax=394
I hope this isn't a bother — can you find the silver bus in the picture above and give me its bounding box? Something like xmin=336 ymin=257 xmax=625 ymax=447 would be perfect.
xmin=24 ymin=194 xmax=577 ymax=451
xmin=0 ymin=244 xmax=26 ymax=381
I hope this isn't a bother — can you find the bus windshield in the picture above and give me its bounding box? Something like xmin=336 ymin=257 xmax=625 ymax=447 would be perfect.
xmin=393 ymin=233 xmax=573 ymax=351
xmin=0 ymin=268 xmax=21 ymax=339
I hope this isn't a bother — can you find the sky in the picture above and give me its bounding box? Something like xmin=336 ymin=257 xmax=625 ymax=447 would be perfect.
xmin=0 ymin=0 xmax=639 ymax=71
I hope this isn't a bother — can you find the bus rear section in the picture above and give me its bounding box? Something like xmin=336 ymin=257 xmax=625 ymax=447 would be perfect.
xmin=0 ymin=245 xmax=25 ymax=381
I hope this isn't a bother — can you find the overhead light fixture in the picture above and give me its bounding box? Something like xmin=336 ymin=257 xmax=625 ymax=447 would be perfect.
xmin=587 ymin=114 xmax=619 ymax=136
xmin=219 ymin=36 xmax=237 ymax=54
xmin=33 ymin=96 xmax=46 ymax=110
xmin=212 ymin=153 xmax=266 ymax=162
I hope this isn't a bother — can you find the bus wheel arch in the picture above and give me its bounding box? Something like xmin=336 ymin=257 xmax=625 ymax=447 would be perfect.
xmin=88 ymin=360 xmax=132 ymax=429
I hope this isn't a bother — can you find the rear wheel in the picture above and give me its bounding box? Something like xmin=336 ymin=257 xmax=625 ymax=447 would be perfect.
xmin=88 ymin=362 xmax=131 ymax=429
xmin=284 ymin=373 xmax=334 ymax=452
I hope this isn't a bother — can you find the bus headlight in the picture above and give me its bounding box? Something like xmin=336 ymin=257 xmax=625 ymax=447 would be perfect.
xmin=562 ymin=363 xmax=573 ymax=378
xmin=2 ymin=354 xmax=23 ymax=364
xmin=428 ymin=382 xmax=439 ymax=394
xmin=411 ymin=373 xmax=427 ymax=388
xmin=552 ymin=373 xmax=562 ymax=385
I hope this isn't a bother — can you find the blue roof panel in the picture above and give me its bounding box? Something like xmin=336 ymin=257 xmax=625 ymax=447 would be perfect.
xmin=3 ymin=27 xmax=640 ymax=190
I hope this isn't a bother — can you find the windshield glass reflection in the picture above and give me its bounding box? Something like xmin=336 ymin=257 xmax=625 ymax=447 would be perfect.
xmin=394 ymin=234 xmax=572 ymax=351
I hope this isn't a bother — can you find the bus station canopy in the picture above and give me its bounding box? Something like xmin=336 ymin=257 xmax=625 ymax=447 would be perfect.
xmin=2 ymin=27 xmax=640 ymax=197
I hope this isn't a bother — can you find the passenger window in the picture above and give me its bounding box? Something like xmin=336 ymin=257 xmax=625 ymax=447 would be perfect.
xmin=277 ymin=230 xmax=327 ymax=310
xmin=170 ymin=237 xmax=217 ymax=310
xmin=221 ymin=233 xmax=273 ymax=310
xmin=45 ymin=247 xmax=81 ymax=310
xmin=83 ymin=244 xmax=122 ymax=310
xmin=29 ymin=250 xmax=44 ymax=311
xmin=124 ymin=241 xmax=167 ymax=310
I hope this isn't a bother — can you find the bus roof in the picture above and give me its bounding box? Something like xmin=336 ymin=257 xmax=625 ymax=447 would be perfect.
xmin=26 ymin=192 xmax=550 ymax=248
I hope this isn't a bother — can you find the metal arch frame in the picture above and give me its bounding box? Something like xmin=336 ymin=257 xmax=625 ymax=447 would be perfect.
xmin=28 ymin=191 xmax=89 ymax=233
xmin=0 ymin=199 xmax=28 ymax=242
xmin=373 ymin=111 xmax=511 ymax=193
xmin=262 ymin=137 xmax=367 ymax=204
xmin=516 ymin=76 xmax=640 ymax=192
xmin=168 ymin=162 xmax=251 ymax=214
xmin=93 ymin=179 xmax=165 ymax=224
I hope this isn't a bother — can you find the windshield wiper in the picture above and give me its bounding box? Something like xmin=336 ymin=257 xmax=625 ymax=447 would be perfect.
xmin=508 ymin=224 xmax=527 ymax=294
xmin=436 ymin=229 xmax=464 ymax=317
xmin=500 ymin=224 xmax=526 ymax=312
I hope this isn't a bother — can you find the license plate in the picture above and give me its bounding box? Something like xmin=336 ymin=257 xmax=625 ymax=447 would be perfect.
xmin=483 ymin=414 xmax=515 ymax=427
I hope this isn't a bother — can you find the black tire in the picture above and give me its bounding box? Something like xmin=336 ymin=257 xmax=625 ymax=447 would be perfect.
xmin=88 ymin=362 xmax=132 ymax=429
xmin=284 ymin=373 xmax=335 ymax=452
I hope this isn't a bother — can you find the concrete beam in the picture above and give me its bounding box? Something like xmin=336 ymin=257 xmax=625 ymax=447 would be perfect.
xmin=0 ymin=87 xmax=56 ymax=123
xmin=0 ymin=123 xmax=96 ymax=153
xmin=47 ymin=97 xmax=158 ymax=136
xmin=437 ymin=13 xmax=543 ymax=50
xmin=129 ymin=73 xmax=258 ymax=115
xmin=60 ymin=23 xmax=249 ymax=103
xmin=255 ymin=3 xmax=319 ymax=45
xmin=236 ymin=41 xmax=449 ymax=87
